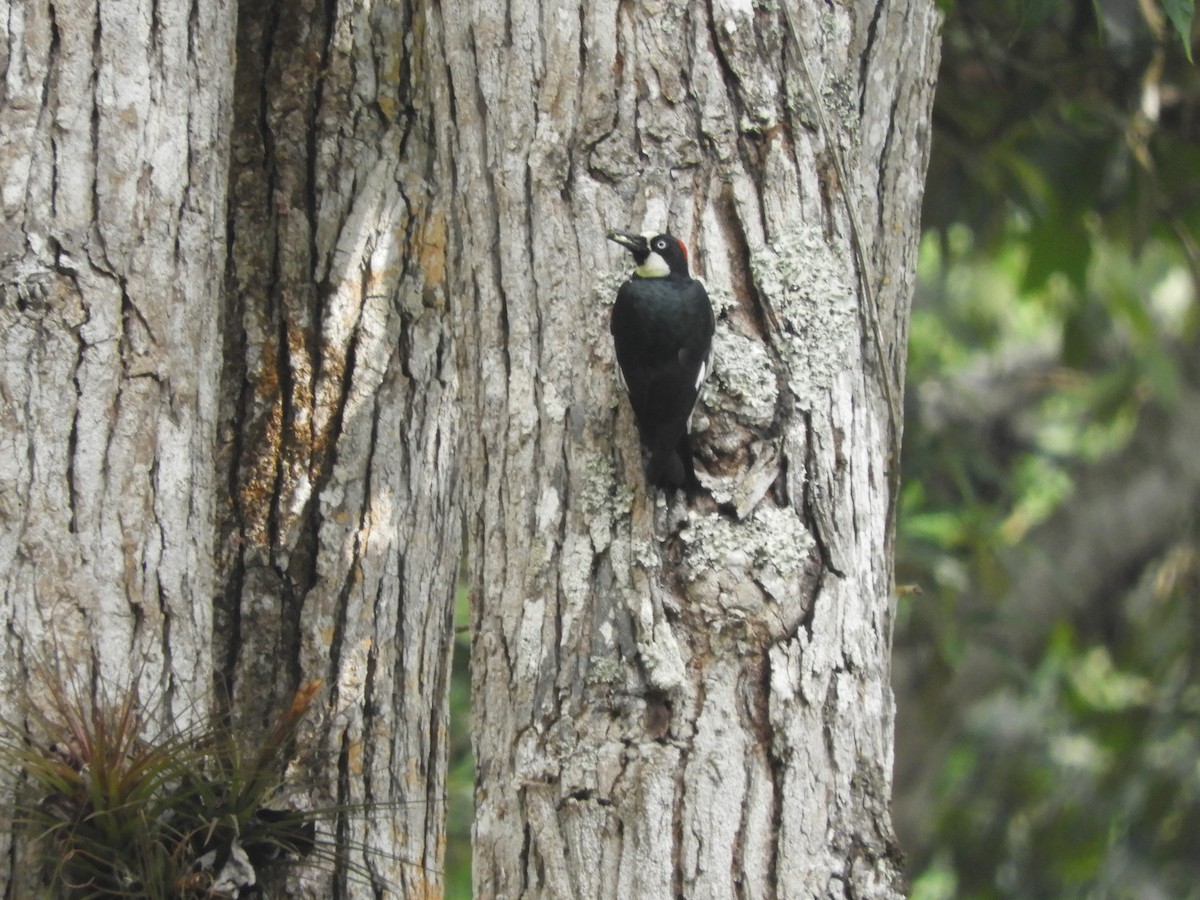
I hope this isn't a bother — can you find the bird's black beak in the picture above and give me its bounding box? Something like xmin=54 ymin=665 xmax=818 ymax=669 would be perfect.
xmin=606 ymin=230 xmax=649 ymax=255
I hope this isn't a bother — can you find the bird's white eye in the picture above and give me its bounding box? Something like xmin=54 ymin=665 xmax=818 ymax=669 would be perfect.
xmin=654 ymin=239 xmax=667 ymax=250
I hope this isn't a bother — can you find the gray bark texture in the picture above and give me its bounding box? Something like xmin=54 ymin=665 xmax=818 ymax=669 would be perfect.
xmin=0 ymin=0 xmax=234 ymax=886
xmin=2 ymin=0 xmax=938 ymax=895
xmin=433 ymin=0 xmax=940 ymax=897
xmin=217 ymin=0 xmax=459 ymax=895
xmin=1 ymin=0 xmax=459 ymax=895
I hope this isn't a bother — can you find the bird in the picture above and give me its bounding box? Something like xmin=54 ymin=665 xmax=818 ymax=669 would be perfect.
xmin=606 ymin=229 xmax=715 ymax=491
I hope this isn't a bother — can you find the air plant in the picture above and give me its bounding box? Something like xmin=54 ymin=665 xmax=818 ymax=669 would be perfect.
xmin=0 ymin=676 xmax=324 ymax=898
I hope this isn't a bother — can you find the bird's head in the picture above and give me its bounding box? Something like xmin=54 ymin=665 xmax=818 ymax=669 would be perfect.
xmin=607 ymin=230 xmax=690 ymax=278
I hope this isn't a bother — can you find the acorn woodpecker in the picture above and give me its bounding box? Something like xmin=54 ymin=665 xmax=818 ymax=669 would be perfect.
xmin=607 ymin=230 xmax=715 ymax=491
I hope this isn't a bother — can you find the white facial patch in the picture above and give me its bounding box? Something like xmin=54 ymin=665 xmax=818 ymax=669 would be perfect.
xmin=634 ymin=230 xmax=671 ymax=278
xmin=635 ymin=251 xmax=670 ymax=278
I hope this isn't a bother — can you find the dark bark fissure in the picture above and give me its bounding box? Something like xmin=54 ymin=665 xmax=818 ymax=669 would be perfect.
xmin=47 ymin=4 xmax=60 ymax=212
xmin=216 ymin=197 xmax=248 ymax=710
xmin=65 ymin=356 xmax=81 ymax=536
xmin=88 ymin=2 xmax=103 ymax=267
xmin=157 ymin=579 xmax=174 ymax=708
xmin=2 ymin=826 xmax=14 ymax=900
xmin=359 ymin=634 xmax=381 ymax=877
xmin=859 ymin=0 xmax=889 ymax=118
xmin=148 ymin=0 xmax=163 ymax=78
xmin=802 ymin=412 xmax=844 ymax=583
xmin=334 ymin=725 xmax=353 ymax=898
xmin=185 ymin=0 xmax=200 ymax=72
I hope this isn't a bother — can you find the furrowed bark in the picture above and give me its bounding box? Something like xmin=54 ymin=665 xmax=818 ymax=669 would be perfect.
xmin=431 ymin=0 xmax=939 ymax=896
xmin=218 ymin=0 xmax=460 ymax=895
xmin=0 ymin=0 xmax=235 ymax=889
xmin=2 ymin=0 xmax=937 ymax=894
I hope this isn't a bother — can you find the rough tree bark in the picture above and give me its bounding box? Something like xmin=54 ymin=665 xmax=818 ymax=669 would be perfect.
xmin=434 ymin=0 xmax=939 ymax=897
xmin=0 ymin=0 xmax=234 ymax=887
xmin=4 ymin=0 xmax=937 ymax=894
xmin=1 ymin=0 xmax=459 ymax=895
xmin=217 ymin=0 xmax=459 ymax=895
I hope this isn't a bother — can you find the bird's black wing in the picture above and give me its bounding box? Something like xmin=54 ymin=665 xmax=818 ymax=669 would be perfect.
xmin=611 ymin=277 xmax=714 ymax=487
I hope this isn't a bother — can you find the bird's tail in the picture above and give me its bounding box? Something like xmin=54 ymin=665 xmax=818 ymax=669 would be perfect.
xmin=646 ymin=431 xmax=700 ymax=493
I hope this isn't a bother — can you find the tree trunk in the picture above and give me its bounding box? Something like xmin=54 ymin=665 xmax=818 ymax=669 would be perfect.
xmin=1 ymin=0 xmax=460 ymax=895
xmin=0 ymin=0 xmax=234 ymax=886
xmin=217 ymin=0 xmax=460 ymax=895
xmin=435 ymin=0 xmax=939 ymax=895
xmin=0 ymin=0 xmax=234 ymax=887
xmin=3 ymin=0 xmax=938 ymax=894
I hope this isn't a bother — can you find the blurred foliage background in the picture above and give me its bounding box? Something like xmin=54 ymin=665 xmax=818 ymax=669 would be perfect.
xmin=896 ymin=0 xmax=1200 ymax=897
xmin=446 ymin=582 xmax=473 ymax=899
xmin=445 ymin=0 xmax=1200 ymax=896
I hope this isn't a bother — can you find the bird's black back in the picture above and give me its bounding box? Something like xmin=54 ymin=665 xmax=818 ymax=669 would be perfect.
xmin=610 ymin=272 xmax=714 ymax=486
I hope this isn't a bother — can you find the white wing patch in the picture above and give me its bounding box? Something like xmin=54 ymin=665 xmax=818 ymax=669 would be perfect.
xmin=688 ymin=347 xmax=714 ymax=429
xmin=696 ymin=345 xmax=713 ymax=390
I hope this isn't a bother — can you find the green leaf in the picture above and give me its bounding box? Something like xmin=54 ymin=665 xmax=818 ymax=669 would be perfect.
xmin=1161 ymin=0 xmax=1195 ymax=61
xmin=1020 ymin=0 xmax=1068 ymax=31
xmin=1140 ymin=346 xmax=1182 ymax=406
xmin=903 ymin=511 xmax=967 ymax=548
xmin=1023 ymin=218 xmax=1092 ymax=294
